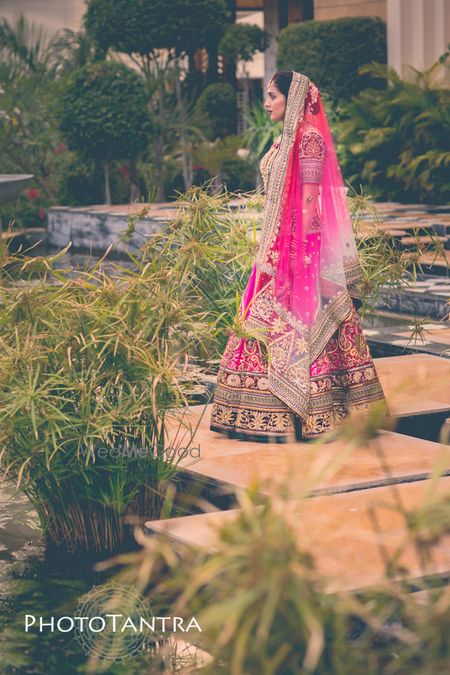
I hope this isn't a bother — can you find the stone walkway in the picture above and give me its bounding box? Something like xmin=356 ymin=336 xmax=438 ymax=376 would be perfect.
xmin=146 ymin=354 xmax=450 ymax=593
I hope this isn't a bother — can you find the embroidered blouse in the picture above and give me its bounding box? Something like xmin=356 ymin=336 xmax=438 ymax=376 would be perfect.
xmin=298 ymin=130 xmax=327 ymax=184
xmin=259 ymin=129 xmax=327 ymax=194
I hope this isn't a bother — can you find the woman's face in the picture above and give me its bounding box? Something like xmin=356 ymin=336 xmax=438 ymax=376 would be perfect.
xmin=264 ymin=80 xmax=286 ymax=122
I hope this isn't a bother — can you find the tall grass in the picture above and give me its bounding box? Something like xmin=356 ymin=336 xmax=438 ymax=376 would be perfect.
xmin=0 ymin=235 xmax=212 ymax=553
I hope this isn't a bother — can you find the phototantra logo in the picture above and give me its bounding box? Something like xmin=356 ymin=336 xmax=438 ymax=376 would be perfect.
xmin=24 ymin=582 xmax=202 ymax=663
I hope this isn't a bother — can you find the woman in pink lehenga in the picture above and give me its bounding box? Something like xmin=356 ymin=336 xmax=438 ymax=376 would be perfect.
xmin=210 ymin=70 xmax=386 ymax=442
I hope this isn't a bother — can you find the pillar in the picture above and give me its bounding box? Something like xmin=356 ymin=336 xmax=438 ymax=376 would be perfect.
xmin=263 ymin=0 xmax=280 ymax=90
xmin=387 ymin=0 xmax=450 ymax=80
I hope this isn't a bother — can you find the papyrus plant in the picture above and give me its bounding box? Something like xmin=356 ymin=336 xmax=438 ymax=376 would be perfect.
xmin=0 ymin=243 xmax=211 ymax=553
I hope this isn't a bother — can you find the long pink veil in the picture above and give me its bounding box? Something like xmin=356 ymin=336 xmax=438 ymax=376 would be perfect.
xmin=240 ymin=72 xmax=363 ymax=420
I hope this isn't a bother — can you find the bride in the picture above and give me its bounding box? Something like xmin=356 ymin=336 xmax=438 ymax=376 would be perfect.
xmin=210 ymin=70 xmax=386 ymax=442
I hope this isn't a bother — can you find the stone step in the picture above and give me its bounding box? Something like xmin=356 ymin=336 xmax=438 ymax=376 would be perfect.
xmin=146 ymin=477 xmax=450 ymax=593
xmin=166 ymin=355 xmax=450 ymax=508
xmin=374 ymin=354 xmax=450 ymax=441
xmin=365 ymin=322 xmax=450 ymax=360
xmin=173 ymin=420 xmax=449 ymax=501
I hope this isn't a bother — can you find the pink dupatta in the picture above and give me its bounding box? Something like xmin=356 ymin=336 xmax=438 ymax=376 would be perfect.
xmin=240 ymin=72 xmax=363 ymax=420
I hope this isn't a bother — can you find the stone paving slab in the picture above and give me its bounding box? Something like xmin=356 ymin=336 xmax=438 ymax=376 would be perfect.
xmin=365 ymin=323 xmax=450 ymax=359
xmin=146 ymin=477 xmax=450 ymax=593
xmin=374 ymin=354 xmax=450 ymax=417
xmin=173 ymin=421 xmax=449 ymax=498
xmin=165 ymin=355 xmax=450 ymax=498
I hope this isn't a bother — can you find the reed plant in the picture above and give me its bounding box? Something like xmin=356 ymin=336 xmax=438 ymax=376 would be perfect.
xmin=135 ymin=185 xmax=257 ymax=366
xmin=347 ymin=187 xmax=448 ymax=319
xmin=0 ymin=238 xmax=212 ymax=553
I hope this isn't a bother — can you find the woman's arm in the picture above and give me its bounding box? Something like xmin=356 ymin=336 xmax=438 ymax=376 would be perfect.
xmin=298 ymin=129 xmax=327 ymax=240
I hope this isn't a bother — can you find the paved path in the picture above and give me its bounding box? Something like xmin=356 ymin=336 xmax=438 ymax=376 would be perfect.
xmin=146 ymin=354 xmax=450 ymax=592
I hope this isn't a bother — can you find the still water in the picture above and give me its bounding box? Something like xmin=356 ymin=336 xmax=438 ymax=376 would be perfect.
xmin=0 ymin=485 xmax=199 ymax=674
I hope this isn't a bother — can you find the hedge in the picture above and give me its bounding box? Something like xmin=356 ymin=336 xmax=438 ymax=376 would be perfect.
xmin=276 ymin=16 xmax=386 ymax=102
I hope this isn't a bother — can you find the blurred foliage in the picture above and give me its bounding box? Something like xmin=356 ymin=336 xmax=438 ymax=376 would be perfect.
xmin=84 ymin=0 xmax=230 ymax=59
xmin=195 ymin=83 xmax=238 ymax=140
xmin=98 ymin=406 xmax=450 ymax=674
xmin=337 ymin=55 xmax=450 ymax=204
xmin=244 ymin=100 xmax=282 ymax=160
xmin=58 ymin=61 xmax=152 ymax=166
xmin=219 ymin=23 xmax=269 ymax=64
xmin=277 ymin=16 xmax=386 ymax=104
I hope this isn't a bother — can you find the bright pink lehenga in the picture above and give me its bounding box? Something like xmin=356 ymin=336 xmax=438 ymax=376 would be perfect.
xmin=210 ymin=303 xmax=384 ymax=440
xmin=210 ymin=73 xmax=386 ymax=441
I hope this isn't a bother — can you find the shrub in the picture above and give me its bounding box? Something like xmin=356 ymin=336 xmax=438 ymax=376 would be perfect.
xmin=84 ymin=0 xmax=230 ymax=57
xmin=58 ymin=61 xmax=153 ymax=203
xmin=277 ymin=16 xmax=386 ymax=102
xmin=195 ymin=83 xmax=237 ymax=139
xmin=337 ymin=61 xmax=450 ymax=204
xmin=219 ymin=23 xmax=269 ymax=63
xmin=221 ymin=157 xmax=255 ymax=193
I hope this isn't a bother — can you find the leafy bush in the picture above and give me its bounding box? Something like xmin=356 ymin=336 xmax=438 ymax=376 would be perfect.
xmin=219 ymin=23 xmax=269 ymax=63
xmin=0 ymin=188 xmax=49 ymax=230
xmin=337 ymin=61 xmax=450 ymax=204
xmin=58 ymin=61 xmax=153 ymax=203
xmin=277 ymin=16 xmax=386 ymax=102
xmin=0 ymin=187 xmax=259 ymax=553
xmin=195 ymin=83 xmax=237 ymax=139
xmin=221 ymin=157 xmax=255 ymax=192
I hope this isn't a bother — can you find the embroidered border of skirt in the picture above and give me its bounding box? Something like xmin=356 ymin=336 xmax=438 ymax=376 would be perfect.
xmin=209 ymin=305 xmax=386 ymax=440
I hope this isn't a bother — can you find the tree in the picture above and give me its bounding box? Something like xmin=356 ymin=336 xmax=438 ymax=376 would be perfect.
xmin=277 ymin=16 xmax=386 ymax=103
xmin=84 ymin=0 xmax=232 ymax=199
xmin=59 ymin=61 xmax=152 ymax=204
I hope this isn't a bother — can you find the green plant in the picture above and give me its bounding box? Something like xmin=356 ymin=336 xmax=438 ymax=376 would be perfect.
xmin=221 ymin=157 xmax=255 ymax=193
xmin=219 ymin=23 xmax=269 ymax=64
xmin=0 ymin=77 xmax=62 ymax=202
xmin=195 ymin=83 xmax=238 ymax=140
xmin=84 ymin=0 xmax=230 ymax=66
xmin=347 ymin=187 xmax=448 ymax=316
xmin=58 ymin=61 xmax=153 ymax=204
xmin=193 ymin=136 xmax=245 ymax=192
xmin=243 ymin=100 xmax=281 ymax=188
xmin=0 ymin=240 xmax=211 ymax=553
xmin=277 ymin=16 xmax=386 ymax=103
xmin=136 ymin=186 xmax=256 ymax=362
xmin=84 ymin=0 xmax=232 ymax=200
xmin=0 ymin=16 xmax=102 ymax=206
xmin=0 ymin=13 xmax=56 ymax=78
xmin=337 ymin=58 xmax=450 ymax=204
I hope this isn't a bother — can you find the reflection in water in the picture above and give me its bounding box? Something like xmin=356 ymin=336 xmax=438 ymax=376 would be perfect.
xmin=0 ymin=487 xmax=189 ymax=674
